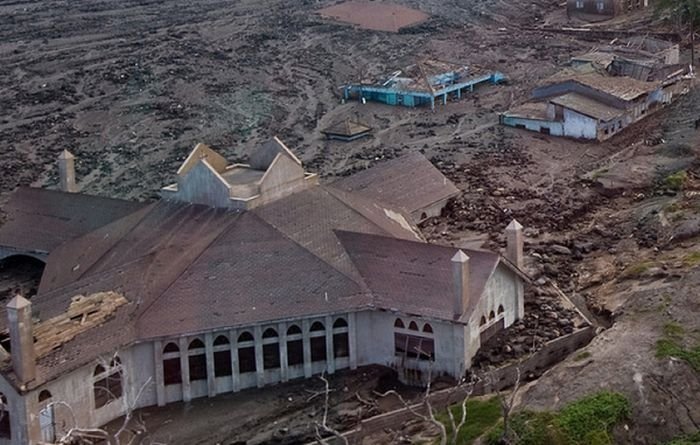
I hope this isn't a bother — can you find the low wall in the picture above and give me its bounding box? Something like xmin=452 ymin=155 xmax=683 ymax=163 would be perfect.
xmin=315 ymin=326 xmax=596 ymax=444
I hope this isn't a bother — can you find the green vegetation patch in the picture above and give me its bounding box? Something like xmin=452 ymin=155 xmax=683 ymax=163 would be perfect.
xmin=438 ymin=397 xmax=502 ymax=444
xmin=683 ymin=252 xmax=700 ymax=268
xmin=665 ymin=170 xmax=688 ymax=191
xmin=656 ymin=322 xmax=700 ymax=373
xmin=486 ymin=391 xmax=629 ymax=445
xmin=621 ymin=261 xmax=655 ymax=279
xmin=573 ymin=351 xmax=591 ymax=361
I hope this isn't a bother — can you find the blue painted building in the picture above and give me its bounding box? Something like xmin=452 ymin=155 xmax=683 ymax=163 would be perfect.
xmin=342 ymin=60 xmax=505 ymax=110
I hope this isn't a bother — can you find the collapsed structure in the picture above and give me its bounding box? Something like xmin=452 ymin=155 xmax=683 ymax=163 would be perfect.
xmin=500 ymin=38 xmax=690 ymax=141
xmin=0 ymin=139 xmax=527 ymax=444
xmin=342 ymin=59 xmax=505 ymax=110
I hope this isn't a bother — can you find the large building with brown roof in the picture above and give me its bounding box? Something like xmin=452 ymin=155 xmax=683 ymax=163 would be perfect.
xmin=0 ymin=139 xmax=526 ymax=444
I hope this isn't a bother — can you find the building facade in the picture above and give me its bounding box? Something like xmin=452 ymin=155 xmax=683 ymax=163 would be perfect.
xmin=0 ymin=139 xmax=526 ymax=444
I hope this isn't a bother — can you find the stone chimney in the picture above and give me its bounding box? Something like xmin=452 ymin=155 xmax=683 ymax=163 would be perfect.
xmin=451 ymin=250 xmax=470 ymax=317
xmin=58 ymin=149 xmax=77 ymax=193
xmin=7 ymin=295 xmax=35 ymax=385
xmin=505 ymin=219 xmax=524 ymax=268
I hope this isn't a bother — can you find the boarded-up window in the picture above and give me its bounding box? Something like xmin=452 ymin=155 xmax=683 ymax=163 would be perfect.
xmin=333 ymin=332 xmax=349 ymax=358
xmin=163 ymin=342 xmax=182 ymax=385
xmin=93 ymin=358 xmax=123 ymax=409
xmin=287 ymin=324 xmax=303 ymax=366
xmin=394 ymin=333 xmax=434 ymax=360
xmin=311 ymin=336 xmax=326 ymax=362
xmin=238 ymin=331 xmax=256 ymax=373
xmin=213 ymin=335 xmax=232 ymax=377
xmin=188 ymin=339 xmax=207 ymax=381
xmin=263 ymin=328 xmax=280 ymax=370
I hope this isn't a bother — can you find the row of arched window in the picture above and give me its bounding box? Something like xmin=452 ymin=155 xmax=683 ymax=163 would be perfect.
xmin=162 ymin=318 xmax=349 ymax=385
xmin=479 ymin=305 xmax=505 ymax=327
xmin=393 ymin=318 xmax=434 ymax=361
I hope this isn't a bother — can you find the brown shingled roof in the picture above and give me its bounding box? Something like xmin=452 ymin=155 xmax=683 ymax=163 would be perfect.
xmin=331 ymin=152 xmax=460 ymax=217
xmin=0 ymin=187 xmax=146 ymax=256
xmin=336 ymin=230 xmax=500 ymax=322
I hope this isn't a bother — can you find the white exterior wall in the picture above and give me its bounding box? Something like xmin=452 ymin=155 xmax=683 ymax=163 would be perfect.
xmin=502 ymin=116 xmax=564 ymax=136
xmin=562 ymin=109 xmax=598 ymax=139
xmin=466 ymin=264 xmax=524 ymax=368
xmin=354 ymin=310 xmax=467 ymax=380
xmin=0 ymin=374 xmax=30 ymax=445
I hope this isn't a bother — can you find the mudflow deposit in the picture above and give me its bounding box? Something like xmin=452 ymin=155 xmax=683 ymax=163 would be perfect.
xmin=1 ymin=0 xmax=699 ymax=444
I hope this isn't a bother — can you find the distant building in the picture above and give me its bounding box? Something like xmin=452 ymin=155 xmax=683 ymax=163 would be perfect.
xmin=567 ymin=0 xmax=650 ymax=22
xmin=342 ymin=59 xmax=505 ymax=110
xmin=321 ymin=120 xmax=372 ymax=141
xmin=500 ymin=43 xmax=690 ymax=141
xmin=0 ymin=141 xmax=526 ymax=444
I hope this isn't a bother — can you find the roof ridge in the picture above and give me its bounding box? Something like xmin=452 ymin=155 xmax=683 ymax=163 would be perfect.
xmin=252 ymin=188 xmax=373 ymax=290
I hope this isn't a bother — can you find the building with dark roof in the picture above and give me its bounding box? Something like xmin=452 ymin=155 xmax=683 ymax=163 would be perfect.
xmin=0 ymin=139 xmax=526 ymax=444
xmin=321 ymin=120 xmax=372 ymax=142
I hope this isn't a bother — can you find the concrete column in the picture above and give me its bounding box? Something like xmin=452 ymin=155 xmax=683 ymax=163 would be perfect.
xmin=154 ymin=340 xmax=165 ymax=406
xmin=451 ymin=250 xmax=471 ymax=317
xmin=254 ymin=325 xmax=264 ymax=388
xmin=279 ymin=322 xmax=288 ymax=382
xmin=57 ymin=150 xmax=77 ymax=193
xmin=348 ymin=312 xmax=358 ymax=370
xmin=205 ymin=332 xmax=216 ymax=398
xmin=457 ymin=88 xmax=462 ymax=99
xmin=430 ymin=97 xmax=435 ymax=111
xmin=443 ymin=94 xmax=447 ymax=105
xmin=7 ymin=295 xmax=35 ymax=385
xmin=179 ymin=337 xmax=191 ymax=403
xmin=302 ymin=319 xmax=312 ymax=378
xmin=325 ymin=315 xmax=335 ymax=375
xmin=229 ymin=329 xmax=239 ymax=392
xmin=505 ymin=219 xmax=524 ymax=269
xmin=21 ymin=392 xmax=41 ymax=445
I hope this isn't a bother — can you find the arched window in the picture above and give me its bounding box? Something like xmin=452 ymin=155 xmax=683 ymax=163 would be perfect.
xmin=310 ymin=321 xmax=325 ymax=332
xmin=188 ymin=339 xmax=207 ymax=381
xmin=238 ymin=331 xmax=256 ymax=373
xmin=213 ymin=335 xmax=232 ymax=377
xmin=408 ymin=321 xmax=419 ymax=331
xmin=423 ymin=323 xmax=433 ymax=334
xmin=489 ymin=311 xmax=496 ymax=320
xmin=333 ymin=318 xmax=349 ymax=359
xmin=480 ymin=316 xmax=487 ymax=326
xmin=163 ymin=342 xmax=179 ymax=353
xmin=262 ymin=328 xmax=280 ymax=370
xmin=0 ymin=393 xmax=10 ymax=439
xmin=394 ymin=318 xmax=405 ymax=328
xmin=93 ymin=357 xmax=123 ymax=409
xmin=498 ymin=305 xmax=504 ymax=314
xmin=163 ymin=342 xmax=182 ymax=385
xmin=287 ymin=325 xmax=303 ymax=366
xmin=310 ymin=321 xmax=326 ymax=362
xmin=38 ymin=390 xmax=52 ymax=403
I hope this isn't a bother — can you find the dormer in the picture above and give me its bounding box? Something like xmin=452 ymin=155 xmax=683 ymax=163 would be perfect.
xmin=161 ymin=138 xmax=317 ymax=209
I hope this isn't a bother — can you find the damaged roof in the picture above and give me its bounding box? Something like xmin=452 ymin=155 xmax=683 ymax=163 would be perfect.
xmin=550 ymin=92 xmax=623 ymax=121
xmin=330 ymin=152 xmax=460 ymax=217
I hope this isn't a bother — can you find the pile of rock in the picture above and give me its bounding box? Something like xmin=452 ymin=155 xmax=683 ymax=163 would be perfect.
xmin=471 ymin=288 xmax=581 ymax=369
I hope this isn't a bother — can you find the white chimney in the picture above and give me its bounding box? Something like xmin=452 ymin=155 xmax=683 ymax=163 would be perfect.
xmin=7 ymin=295 xmax=35 ymax=385
xmin=505 ymin=219 xmax=524 ymax=268
xmin=451 ymin=250 xmax=470 ymax=317
xmin=58 ymin=149 xmax=77 ymax=193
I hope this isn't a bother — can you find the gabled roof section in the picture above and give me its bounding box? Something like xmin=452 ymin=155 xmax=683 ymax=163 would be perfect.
xmin=249 ymin=137 xmax=301 ymax=171
xmin=0 ymin=187 xmax=146 ymax=256
xmin=177 ymin=143 xmax=228 ymax=177
xmin=336 ymin=230 xmax=501 ymax=321
xmin=321 ymin=120 xmax=372 ymax=137
xmin=331 ymin=152 xmax=460 ymax=217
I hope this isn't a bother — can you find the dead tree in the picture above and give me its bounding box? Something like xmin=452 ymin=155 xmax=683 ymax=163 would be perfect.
xmin=491 ymin=366 xmax=522 ymax=445
xmin=312 ymin=374 xmax=349 ymax=445
xmin=46 ymin=352 xmax=162 ymax=445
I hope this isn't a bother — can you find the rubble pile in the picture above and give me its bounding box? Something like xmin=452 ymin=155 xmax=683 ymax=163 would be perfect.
xmin=472 ymin=286 xmax=581 ymax=369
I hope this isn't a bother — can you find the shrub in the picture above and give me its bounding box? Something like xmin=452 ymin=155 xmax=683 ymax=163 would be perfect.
xmin=665 ymin=170 xmax=688 ymax=191
xmin=439 ymin=397 xmax=502 ymax=445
